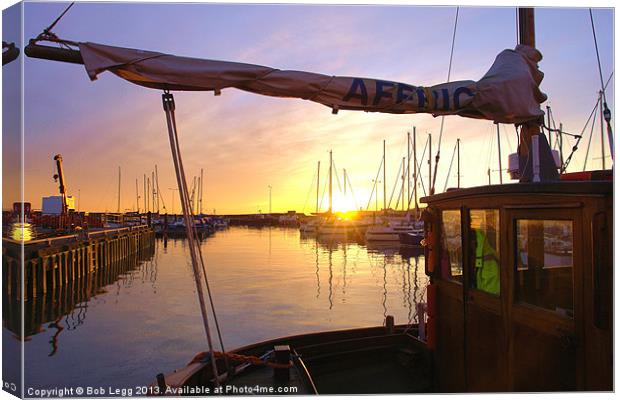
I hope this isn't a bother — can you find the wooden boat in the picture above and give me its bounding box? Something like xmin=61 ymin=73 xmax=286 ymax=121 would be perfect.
xmin=420 ymin=172 xmax=613 ymax=391
xmin=155 ymin=320 xmax=432 ymax=395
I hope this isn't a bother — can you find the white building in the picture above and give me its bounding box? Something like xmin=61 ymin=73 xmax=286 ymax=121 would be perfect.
xmin=42 ymin=196 xmax=75 ymax=215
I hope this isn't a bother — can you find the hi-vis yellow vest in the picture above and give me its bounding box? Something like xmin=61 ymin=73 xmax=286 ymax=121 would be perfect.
xmin=474 ymin=229 xmax=500 ymax=295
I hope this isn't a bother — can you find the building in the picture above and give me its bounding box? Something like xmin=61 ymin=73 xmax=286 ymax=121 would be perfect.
xmin=41 ymin=196 xmax=75 ymax=215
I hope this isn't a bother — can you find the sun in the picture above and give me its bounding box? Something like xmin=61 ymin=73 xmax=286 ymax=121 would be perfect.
xmin=331 ymin=193 xmax=358 ymax=213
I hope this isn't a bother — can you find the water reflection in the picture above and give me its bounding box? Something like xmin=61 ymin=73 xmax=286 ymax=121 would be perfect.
xmin=13 ymin=227 xmax=428 ymax=391
xmin=2 ymin=241 xmax=157 ymax=351
xmin=300 ymin=229 xmax=427 ymax=326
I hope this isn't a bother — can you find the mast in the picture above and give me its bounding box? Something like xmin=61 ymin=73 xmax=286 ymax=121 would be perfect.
xmin=600 ymin=91 xmax=606 ymax=169
xmin=136 ymin=178 xmax=139 ymax=213
xmin=407 ymin=131 xmax=411 ymax=212
xmin=383 ymin=139 xmax=386 ymax=214
xmin=401 ymin=157 xmax=405 ymax=211
xmin=155 ymin=164 xmax=161 ymax=213
xmin=117 ymin=166 xmax=121 ymax=213
xmin=428 ymin=134 xmax=432 ymax=196
xmin=316 ymin=161 xmax=320 ymax=214
xmin=413 ymin=127 xmax=418 ymax=212
xmin=496 ymin=124 xmax=503 ymax=184
xmin=152 ymin=171 xmax=156 ymax=214
xmin=343 ymin=168 xmax=347 ymax=196
xmin=147 ymin=177 xmax=150 ymax=213
xmin=268 ymin=185 xmax=272 ymax=214
xmin=143 ymin=174 xmax=147 ymax=212
xmin=200 ymin=168 xmax=204 ymax=214
xmin=457 ymin=138 xmax=461 ymax=188
xmin=329 ymin=150 xmax=333 ymax=214
xmin=517 ymin=7 xmax=557 ymax=182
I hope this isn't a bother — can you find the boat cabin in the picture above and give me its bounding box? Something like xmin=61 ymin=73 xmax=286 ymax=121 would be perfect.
xmin=420 ymin=175 xmax=612 ymax=391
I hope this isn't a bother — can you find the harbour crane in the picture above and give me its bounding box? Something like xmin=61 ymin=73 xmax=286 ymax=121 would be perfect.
xmin=53 ymin=154 xmax=69 ymax=217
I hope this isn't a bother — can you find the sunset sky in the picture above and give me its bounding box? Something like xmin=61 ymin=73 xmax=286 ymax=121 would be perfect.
xmin=3 ymin=3 xmax=614 ymax=214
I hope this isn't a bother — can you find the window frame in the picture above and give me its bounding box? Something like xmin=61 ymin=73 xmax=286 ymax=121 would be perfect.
xmin=439 ymin=208 xmax=464 ymax=284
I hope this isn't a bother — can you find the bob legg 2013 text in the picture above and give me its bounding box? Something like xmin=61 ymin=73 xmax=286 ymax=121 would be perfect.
xmin=26 ymin=386 xmax=136 ymax=397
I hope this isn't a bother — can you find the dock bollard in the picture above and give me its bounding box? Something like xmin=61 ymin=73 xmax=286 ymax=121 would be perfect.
xmin=273 ymin=345 xmax=291 ymax=382
xmin=156 ymin=373 xmax=167 ymax=395
xmin=385 ymin=315 xmax=395 ymax=334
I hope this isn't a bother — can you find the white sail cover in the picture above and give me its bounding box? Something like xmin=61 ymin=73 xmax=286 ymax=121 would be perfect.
xmin=79 ymin=42 xmax=546 ymax=124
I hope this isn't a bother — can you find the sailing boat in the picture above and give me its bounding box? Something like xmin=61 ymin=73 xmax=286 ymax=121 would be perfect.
xmin=299 ymin=161 xmax=323 ymax=234
xmin=24 ymin=6 xmax=612 ymax=393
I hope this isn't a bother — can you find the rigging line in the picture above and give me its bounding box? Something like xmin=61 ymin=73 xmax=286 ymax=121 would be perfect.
xmin=563 ymin=72 xmax=613 ymax=171
xmin=589 ymin=9 xmax=607 ymax=99
xmin=332 ymin=160 xmax=344 ymax=194
xmin=583 ymin=103 xmax=599 ymax=171
xmin=431 ymin=6 xmax=459 ymax=194
xmin=318 ymin=167 xmax=329 ymax=211
xmin=502 ymin=124 xmax=514 ymax=153
xmin=408 ymin=135 xmax=429 ymax=206
xmin=345 ymin=171 xmax=360 ymax=210
xmin=168 ymin=103 xmax=227 ymax=361
xmin=301 ymin=168 xmax=316 ymax=213
xmin=442 ymin=141 xmax=458 ymax=192
xmin=366 ymin=158 xmax=384 ymax=210
xmin=162 ymin=94 xmax=221 ymax=384
xmin=45 ymin=2 xmax=75 ymax=32
xmin=387 ymin=159 xmax=403 ymax=210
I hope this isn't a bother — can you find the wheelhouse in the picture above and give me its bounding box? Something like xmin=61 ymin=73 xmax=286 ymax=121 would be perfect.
xmin=420 ymin=178 xmax=612 ymax=391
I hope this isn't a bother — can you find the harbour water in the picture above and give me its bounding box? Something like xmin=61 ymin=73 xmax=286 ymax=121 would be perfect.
xmin=6 ymin=226 xmax=427 ymax=391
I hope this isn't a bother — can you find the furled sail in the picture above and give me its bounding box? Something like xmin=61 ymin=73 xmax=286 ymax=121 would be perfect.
xmin=79 ymin=42 xmax=546 ymax=124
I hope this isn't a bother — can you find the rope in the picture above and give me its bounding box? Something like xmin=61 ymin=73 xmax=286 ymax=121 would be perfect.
xmin=301 ymin=168 xmax=317 ymax=213
xmin=442 ymin=141 xmax=458 ymax=192
xmin=190 ymin=351 xmax=293 ymax=369
xmin=37 ymin=2 xmax=75 ymax=43
xmin=408 ymin=135 xmax=429 ymax=206
xmin=332 ymin=160 xmax=344 ymax=194
xmin=430 ymin=7 xmax=459 ymax=195
xmin=366 ymin=158 xmax=384 ymax=211
xmin=563 ymin=72 xmax=613 ymax=171
xmin=589 ymin=9 xmax=606 ymax=99
xmin=387 ymin=159 xmax=403 ymax=209
xmin=589 ymin=9 xmax=614 ymax=161
xmin=583 ymin=102 xmax=599 ymax=171
xmin=162 ymin=92 xmax=226 ymax=384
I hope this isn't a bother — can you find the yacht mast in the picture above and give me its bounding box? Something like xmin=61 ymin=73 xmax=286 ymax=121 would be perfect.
xmin=200 ymin=168 xmax=204 ymax=214
xmin=457 ymin=138 xmax=461 ymax=188
xmin=329 ymin=150 xmax=333 ymax=214
xmin=407 ymin=131 xmax=411 ymax=211
xmin=401 ymin=157 xmax=405 ymax=211
xmin=316 ymin=161 xmax=320 ymax=214
xmin=383 ymin=139 xmax=386 ymax=214
xmin=428 ymin=134 xmax=432 ymax=195
xmin=413 ymin=127 xmax=418 ymax=212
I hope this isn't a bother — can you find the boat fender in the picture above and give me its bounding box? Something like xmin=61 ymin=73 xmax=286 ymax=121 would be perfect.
xmin=422 ymin=208 xmax=437 ymax=276
xmin=426 ymin=283 xmax=437 ymax=350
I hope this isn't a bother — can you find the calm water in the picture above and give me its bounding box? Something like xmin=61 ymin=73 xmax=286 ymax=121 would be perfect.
xmin=7 ymin=227 xmax=427 ymax=393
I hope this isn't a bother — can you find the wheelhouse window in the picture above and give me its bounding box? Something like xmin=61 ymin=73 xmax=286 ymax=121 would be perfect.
xmin=440 ymin=210 xmax=462 ymax=282
xmin=469 ymin=210 xmax=500 ymax=295
xmin=515 ymin=219 xmax=574 ymax=317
